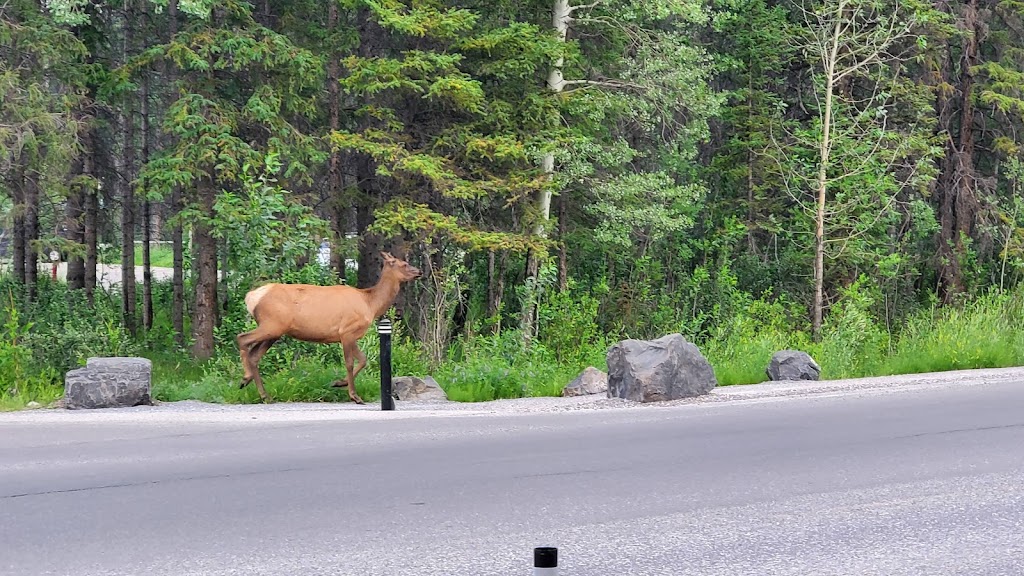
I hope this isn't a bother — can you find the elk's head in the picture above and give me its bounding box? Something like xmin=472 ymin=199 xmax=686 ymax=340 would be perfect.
xmin=381 ymin=251 xmax=422 ymax=282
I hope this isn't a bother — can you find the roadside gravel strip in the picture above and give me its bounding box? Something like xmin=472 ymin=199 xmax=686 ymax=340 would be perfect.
xmin=3 ymin=366 xmax=1023 ymax=425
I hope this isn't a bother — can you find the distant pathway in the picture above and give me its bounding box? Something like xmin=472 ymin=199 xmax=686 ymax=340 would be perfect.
xmin=37 ymin=262 xmax=176 ymax=289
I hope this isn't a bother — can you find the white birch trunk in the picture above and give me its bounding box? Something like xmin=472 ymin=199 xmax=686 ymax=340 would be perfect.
xmin=522 ymin=0 xmax=573 ymax=342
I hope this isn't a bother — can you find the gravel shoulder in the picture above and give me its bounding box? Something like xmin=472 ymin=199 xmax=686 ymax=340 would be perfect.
xmin=2 ymin=365 xmax=1023 ymax=425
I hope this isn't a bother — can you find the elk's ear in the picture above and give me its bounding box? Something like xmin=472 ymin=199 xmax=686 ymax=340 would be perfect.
xmin=381 ymin=251 xmax=395 ymax=263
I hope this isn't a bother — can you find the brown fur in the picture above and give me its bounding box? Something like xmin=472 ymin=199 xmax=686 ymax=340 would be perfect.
xmin=236 ymin=251 xmax=421 ymax=403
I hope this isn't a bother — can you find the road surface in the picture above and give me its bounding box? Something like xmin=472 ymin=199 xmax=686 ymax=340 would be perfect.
xmin=1 ymin=375 xmax=1023 ymax=575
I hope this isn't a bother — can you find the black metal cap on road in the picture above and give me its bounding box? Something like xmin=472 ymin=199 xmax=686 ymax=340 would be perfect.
xmin=534 ymin=547 xmax=558 ymax=568
xmin=377 ymin=317 xmax=392 ymax=334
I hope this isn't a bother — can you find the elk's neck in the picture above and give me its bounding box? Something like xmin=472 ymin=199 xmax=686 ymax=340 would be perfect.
xmin=365 ymin=273 xmax=402 ymax=317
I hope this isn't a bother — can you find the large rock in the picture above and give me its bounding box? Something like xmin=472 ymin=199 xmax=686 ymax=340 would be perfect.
xmin=64 ymin=357 xmax=152 ymax=409
xmin=562 ymin=367 xmax=608 ymax=397
xmin=392 ymin=376 xmax=448 ymax=402
xmin=766 ymin=350 xmax=821 ymax=381
xmin=606 ymin=333 xmax=717 ymax=402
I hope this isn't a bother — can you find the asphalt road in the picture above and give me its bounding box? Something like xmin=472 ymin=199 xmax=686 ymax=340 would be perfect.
xmin=2 ymin=380 xmax=1023 ymax=575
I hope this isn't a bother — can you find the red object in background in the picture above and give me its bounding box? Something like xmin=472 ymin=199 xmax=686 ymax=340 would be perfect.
xmin=52 ymin=262 xmax=57 ymax=280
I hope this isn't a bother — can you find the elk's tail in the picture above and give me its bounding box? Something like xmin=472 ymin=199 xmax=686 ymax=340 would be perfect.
xmin=244 ymin=285 xmax=272 ymax=318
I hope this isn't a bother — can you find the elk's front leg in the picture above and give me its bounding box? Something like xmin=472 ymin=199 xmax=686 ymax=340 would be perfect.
xmin=332 ymin=341 xmax=365 ymax=404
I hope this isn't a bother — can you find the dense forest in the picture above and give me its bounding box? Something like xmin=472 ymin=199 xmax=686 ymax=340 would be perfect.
xmin=2 ymin=0 xmax=1024 ymax=408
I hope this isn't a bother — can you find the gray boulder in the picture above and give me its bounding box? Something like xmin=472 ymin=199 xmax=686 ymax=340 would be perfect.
xmin=766 ymin=350 xmax=821 ymax=381
xmin=561 ymin=367 xmax=608 ymax=397
xmin=606 ymin=333 xmax=717 ymax=402
xmin=392 ymin=376 xmax=448 ymax=402
xmin=64 ymin=357 xmax=153 ymax=409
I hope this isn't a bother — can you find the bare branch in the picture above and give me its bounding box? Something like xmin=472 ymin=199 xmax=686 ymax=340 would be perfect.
xmin=561 ymin=78 xmax=648 ymax=91
xmin=567 ymin=0 xmax=603 ymax=13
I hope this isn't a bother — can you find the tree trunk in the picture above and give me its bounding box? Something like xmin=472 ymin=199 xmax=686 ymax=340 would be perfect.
xmin=537 ymin=0 xmax=569 ymax=234
xmin=168 ymin=0 xmax=185 ymax=345
xmin=557 ymin=190 xmax=568 ymax=291
xmin=172 ymin=187 xmax=185 ymax=344
xmin=191 ymin=179 xmax=218 ymax=360
xmin=24 ymin=164 xmax=39 ymax=301
xmin=219 ymin=235 xmax=229 ymax=324
xmin=11 ymin=166 xmax=25 ymax=286
xmin=811 ymin=5 xmax=842 ymax=343
xmin=522 ymin=0 xmax=571 ymax=341
xmin=151 ymin=208 xmax=162 ymax=247
xmin=141 ymin=69 xmax=153 ymax=330
xmin=83 ymin=127 xmax=98 ymax=305
xmin=935 ymin=0 xmax=980 ymax=303
xmin=261 ymin=0 xmax=271 ymax=26
xmin=356 ymin=199 xmax=383 ymax=288
xmin=84 ymin=187 xmax=98 ymax=305
xmin=119 ymin=23 xmax=137 ymax=335
xmin=487 ymin=250 xmax=507 ymax=334
xmin=488 ymin=250 xmax=496 ymax=317
xmin=327 ymin=0 xmax=347 ymax=283
xmin=354 ymin=5 xmax=387 ymax=289
xmin=141 ymin=6 xmax=153 ymax=331
xmin=65 ymin=162 xmax=85 ymax=290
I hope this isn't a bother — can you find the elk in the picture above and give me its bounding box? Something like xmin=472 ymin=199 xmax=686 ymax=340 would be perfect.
xmin=236 ymin=251 xmax=421 ymax=404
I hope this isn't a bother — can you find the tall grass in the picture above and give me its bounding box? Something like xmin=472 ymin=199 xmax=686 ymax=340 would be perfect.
xmin=704 ymin=283 xmax=1024 ymax=385
xmin=879 ymin=290 xmax=1024 ymax=374
xmin=433 ymin=330 xmax=608 ymax=402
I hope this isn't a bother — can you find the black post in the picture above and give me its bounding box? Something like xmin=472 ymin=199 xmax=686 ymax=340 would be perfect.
xmin=533 ymin=547 xmax=558 ymax=575
xmin=378 ymin=317 xmax=394 ymax=411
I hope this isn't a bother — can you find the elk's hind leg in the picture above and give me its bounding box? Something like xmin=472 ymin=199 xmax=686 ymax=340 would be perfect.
xmin=248 ymin=337 xmax=279 ymax=402
xmin=236 ymin=328 xmax=277 ymax=400
xmin=237 ymin=330 xmax=261 ymax=387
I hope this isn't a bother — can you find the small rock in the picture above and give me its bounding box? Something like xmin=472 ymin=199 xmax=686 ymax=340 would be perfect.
xmin=392 ymin=375 xmax=448 ymax=402
xmin=25 ymin=401 xmax=41 ymax=409
xmin=606 ymin=333 xmax=717 ymax=403
xmin=766 ymin=350 xmax=821 ymax=381
xmin=562 ymin=367 xmax=608 ymax=397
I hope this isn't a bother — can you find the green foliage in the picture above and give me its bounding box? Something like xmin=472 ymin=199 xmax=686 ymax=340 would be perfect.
xmin=587 ymin=172 xmax=703 ymax=250
xmin=213 ymin=154 xmax=330 ymax=283
xmin=702 ymin=291 xmax=810 ymax=385
xmin=2 ymin=278 xmax=140 ymax=372
xmin=537 ymin=280 xmax=609 ymax=366
xmin=0 ymin=290 xmax=60 ymax=410
xmin=811 ymin=277 xmax=890 ymax=378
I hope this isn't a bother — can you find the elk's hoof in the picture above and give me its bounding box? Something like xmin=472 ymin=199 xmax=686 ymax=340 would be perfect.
xmin=350 ymin=395 xmax=365 ymax=405
xmin=331 ymin=380 xmax=345 ymax=388
xmin=239 ymin=378 xmax=252 ymax=389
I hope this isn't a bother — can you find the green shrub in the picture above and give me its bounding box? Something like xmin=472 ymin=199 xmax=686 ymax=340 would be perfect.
xmin=0 ymin=291 xmax=61 ymax=410
xmin=701 ymin=291 xmax=811 ymax=385
xmin=810 ymin=276 xmax=890 ymax=379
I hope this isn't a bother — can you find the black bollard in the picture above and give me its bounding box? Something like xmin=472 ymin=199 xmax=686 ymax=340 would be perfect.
xmin=533 ymin=547 xmax=558 ymax=575
xmin=378 ymin=317 xmax=394 ymax=411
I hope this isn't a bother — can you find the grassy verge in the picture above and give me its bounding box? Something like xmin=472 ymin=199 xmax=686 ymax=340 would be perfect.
xmin=5 ymin=285 xmax=1024 ymax=411
xmin=147 ymin=330 xmax=600 ymax=405
xmin=0 ymin=386 xmax=62 ymax=412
